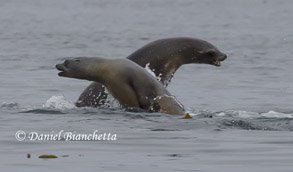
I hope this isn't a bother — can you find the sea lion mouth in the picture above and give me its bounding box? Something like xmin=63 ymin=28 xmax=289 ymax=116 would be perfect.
xmin=212 ymin=60 xmax=221 ymax=67
xmin=212 ymin=54 xmax=227 ymax=67
xmin=56 ymin=64 xmax=68 ymax=76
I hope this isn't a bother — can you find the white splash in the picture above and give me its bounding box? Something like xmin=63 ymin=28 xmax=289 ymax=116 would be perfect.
xmin=215 ymin=110 xmax=293 ymax=119
xmin=216 ymin=110 xmax=258 ymax=118
xmin=145 ymin=63 xmax=156 ymax=77
xmin=1 ymin=102 xmax=19 ymax=109
xmin=144 ymin=63 xmax=162 ymax=81
xmin=102 ymin=89 xmax=121 ymax=108
xmin=260 ymin=111 xmax=293 ymax=118
xmin=43 ymin=95 xmax=75 ymax=110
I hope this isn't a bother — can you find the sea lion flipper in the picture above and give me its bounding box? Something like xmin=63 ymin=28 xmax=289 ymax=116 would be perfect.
xmin=127 ymin=80 xmax=152 ymax=110
xmin=157 ymin=96 xmax=185 ymax=115
xmin=110 ymin=82 xmax=140 ymax=108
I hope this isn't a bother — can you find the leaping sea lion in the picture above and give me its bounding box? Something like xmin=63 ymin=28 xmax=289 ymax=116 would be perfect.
xmin=76 ymin=37 xmax=227 ymax=107
xmin=56 ymin=57 xmax=186 ymax=115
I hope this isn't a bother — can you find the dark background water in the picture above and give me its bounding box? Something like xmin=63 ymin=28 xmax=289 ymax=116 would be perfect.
xmin=0 ymin=0 xmax=293 ymax=171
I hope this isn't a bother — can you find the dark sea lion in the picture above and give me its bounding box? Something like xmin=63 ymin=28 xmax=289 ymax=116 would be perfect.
xmin=56 ymin=57 xmax=186 ymax=115
xmin=76 ymin=37 xmax=227 ymax=107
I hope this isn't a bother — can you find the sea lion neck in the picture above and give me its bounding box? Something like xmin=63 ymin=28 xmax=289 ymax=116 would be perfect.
xmin=78 ymin=57 xmax=108 ymax=83
xmin=158 ymin=56 xmax=185 ymax=86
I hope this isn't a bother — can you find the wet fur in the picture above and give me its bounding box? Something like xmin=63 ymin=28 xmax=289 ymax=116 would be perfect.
xmin=75 ymin=37 xmax=227 ymax=107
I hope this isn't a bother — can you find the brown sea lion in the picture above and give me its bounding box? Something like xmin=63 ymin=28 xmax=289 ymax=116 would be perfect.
xmin=56 ymin=57 xmax=186 ymax=115
xmin=76 ymin=37 xmax=227 ymax=107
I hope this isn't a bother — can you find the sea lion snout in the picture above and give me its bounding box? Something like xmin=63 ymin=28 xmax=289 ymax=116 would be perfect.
xmin=56 ymin=59 xmax=73 ymax=77
xmin=56 ymin=63 xmax=68 ymax=76
xmin=211 ymin=53 xmax=227 ymax=67
xmin=56 ymin=59 xmax=78 ymax=72
xmin=219 ymin=54 xmax=227 ymax=61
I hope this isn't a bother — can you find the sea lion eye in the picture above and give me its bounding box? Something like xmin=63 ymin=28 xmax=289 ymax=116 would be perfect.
xmin=206 ymin=50 xmax=215 ymax=57
xmin=64 ymin=60 xmax=69 ymax=66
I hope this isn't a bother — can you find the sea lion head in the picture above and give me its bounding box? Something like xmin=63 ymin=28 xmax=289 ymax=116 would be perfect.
xmin=56 ymin=57 xmax=105 ymax=81
xmin=190 ymin=39 xmax=227 ymax=67
xmin=196 ymin=49 xmax=227 ymax=67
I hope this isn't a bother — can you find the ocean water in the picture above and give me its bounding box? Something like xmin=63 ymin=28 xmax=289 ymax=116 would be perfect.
xmin=1 ymin=0 xmax=293 ymax=171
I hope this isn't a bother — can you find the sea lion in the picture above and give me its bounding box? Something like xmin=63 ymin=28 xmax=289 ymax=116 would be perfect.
xmin=76 ymin=37 xmax=227 ymax=107
xmin=56 ymin=57 xmax=185 ymax=115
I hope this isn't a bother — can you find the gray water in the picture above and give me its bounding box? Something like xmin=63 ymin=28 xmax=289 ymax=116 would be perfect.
xmin=1 ymin=0 xmax=293 ymax=171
